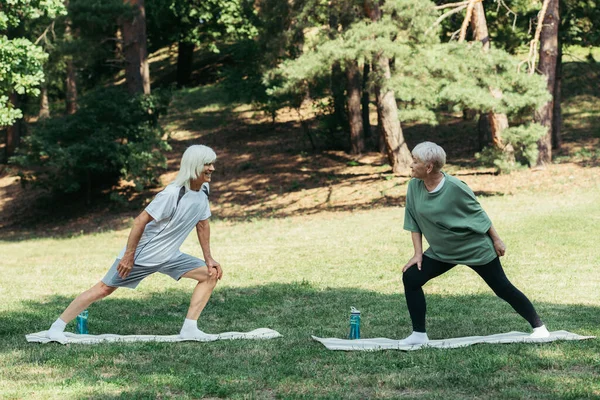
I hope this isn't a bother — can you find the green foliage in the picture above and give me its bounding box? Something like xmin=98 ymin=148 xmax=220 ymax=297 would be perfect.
xmin=0 ymin=0 xmax=66 ymax=31
xmin=0 ymin=0 xmax=66 ymax=126
xmin=476 ymin=123 xmax=547 ymax=173
xmin=0 ymin=36 xmax=48 ymax=125
xmin=269 ymin=0 xmax=549 ymax=127
xmin=146 ymin=0 xmax=258 ymax=52
xmin=11 ymin=87 xmax=172 ymax=195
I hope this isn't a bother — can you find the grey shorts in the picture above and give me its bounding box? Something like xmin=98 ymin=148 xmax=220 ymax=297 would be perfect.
xmin=101 ymin=253 xmax=206 ymax=289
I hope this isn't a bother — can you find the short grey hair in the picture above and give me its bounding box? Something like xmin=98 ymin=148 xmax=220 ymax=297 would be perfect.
xmin=412 ymin=141 xmax=446 ymax=172
xmin=172 ymin=145 xmax=217 ymax=190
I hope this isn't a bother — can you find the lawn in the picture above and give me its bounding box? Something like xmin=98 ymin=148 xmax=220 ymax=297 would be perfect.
xmin=1 ymin=183 xmax=599 ymax=399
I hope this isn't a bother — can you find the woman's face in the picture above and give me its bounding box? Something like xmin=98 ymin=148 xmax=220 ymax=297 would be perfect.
xmin=199 ymin=162 xmax=215 ymax=184
xmin=410 ymin=157 xmax=430 ymax=180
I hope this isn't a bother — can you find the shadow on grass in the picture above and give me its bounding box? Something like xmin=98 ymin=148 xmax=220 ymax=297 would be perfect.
xmin=1 ymin=282 xmax=598 ymax=399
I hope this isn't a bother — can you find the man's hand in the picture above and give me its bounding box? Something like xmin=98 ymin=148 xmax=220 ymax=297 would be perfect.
xmin=493 ymin=238 xmax=506 ymax=257
xmin=117 ymin=253 xmax=134 ymax=278
xmin=403 ymin=253 xmax=423 ymax=273
xmin=206 ymin=257 xmax=223 ymax=280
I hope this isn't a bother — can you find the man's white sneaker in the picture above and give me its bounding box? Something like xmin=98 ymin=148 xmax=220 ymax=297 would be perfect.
xmin=530 ymin=325 xmax=550 ymax=339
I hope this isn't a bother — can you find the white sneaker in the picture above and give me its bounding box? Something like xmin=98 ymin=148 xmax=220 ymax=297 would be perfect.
xmin=179 ymin=329 xmax=218 ymax=342
xmin=399 ymin=331 xmax=429 ymax=346
xmin=530 ymin=325 xmax=550 ymax=339
xmin=47 ymin=330 xmax=68 ymax=344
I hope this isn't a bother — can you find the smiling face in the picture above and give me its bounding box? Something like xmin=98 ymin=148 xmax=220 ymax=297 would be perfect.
xmin=410 ymin=156 xmax=431 ymax=180
xmin=198 ymin=162 xmax=215 ymax=184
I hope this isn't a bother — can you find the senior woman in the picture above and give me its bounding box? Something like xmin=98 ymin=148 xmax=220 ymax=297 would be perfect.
xmin=46 ymin=145 xmax=223 ymax=343
xmin=400 ymin=141 xmax=549 ymax=345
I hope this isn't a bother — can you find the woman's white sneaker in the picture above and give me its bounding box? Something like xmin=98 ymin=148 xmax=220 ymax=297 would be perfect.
xmin=530 ymin=325 xmax=550 ymax=338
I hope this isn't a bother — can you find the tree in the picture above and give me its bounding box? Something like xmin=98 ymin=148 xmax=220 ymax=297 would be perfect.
xmin=145 ymin=0 xmax=258 ymax=87
xmin=467 ymin=0 xmax=512 ymax=159
xmin=122 ymin=0 xmax=150 ymax=94
xmin=0 ymin=0 xmax=66 ymax=159
xmin=533 ymin=0 xmax=559 ymax=166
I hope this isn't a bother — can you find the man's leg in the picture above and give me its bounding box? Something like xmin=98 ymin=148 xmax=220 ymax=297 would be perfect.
xmin=469 ymin=258 xmax=549 ymax=337
xmin=401 ymin=256 xmax=455 ymax=344
xmin=47 ymin=282 xmax=118 ymax=341
xmin=178 ymin=266 xmax=219 ymax=339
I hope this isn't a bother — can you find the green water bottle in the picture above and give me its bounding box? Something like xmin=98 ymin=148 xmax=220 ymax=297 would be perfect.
xmin=76 ymin=310 xmax=89 ymax=334
xmin=349 ymin=307 xmax=361 ymax=339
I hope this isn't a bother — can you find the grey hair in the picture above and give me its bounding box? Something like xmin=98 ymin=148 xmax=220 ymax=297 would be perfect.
xmin=172 ymin=145 xmax=217 ymax=190
xmin=412 ymin=141 xmax=446 ymax=172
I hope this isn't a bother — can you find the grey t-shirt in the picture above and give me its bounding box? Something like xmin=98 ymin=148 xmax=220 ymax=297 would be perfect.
xmin=118 ymin=183 xmax=211 ymax=266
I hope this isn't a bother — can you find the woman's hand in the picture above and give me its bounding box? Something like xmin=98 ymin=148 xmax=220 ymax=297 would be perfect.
xmin=493 ymin=238 xmax=506 ymax=257
xmin=117 ymin=253 xmax=134 ymax=278
xmin=403 ymin=253 xmax=423 ymax=272
xmin=206 ymin=257 xmax=223 ymax=280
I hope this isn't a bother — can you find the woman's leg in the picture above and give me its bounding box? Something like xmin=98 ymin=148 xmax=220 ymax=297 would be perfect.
xmin=47 ymin=282 xmax=118 ymax=342
xmin=469 ymin=257 xmax=545 ymax=330
xmin=178 ymin=266 xmax=219 ymax=339
xmin=402 ymin=255 xmax=455 ymax=333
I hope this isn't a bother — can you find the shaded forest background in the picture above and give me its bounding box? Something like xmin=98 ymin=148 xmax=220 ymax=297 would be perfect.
xmin=1 ymin=0 xmax=599 ymax=235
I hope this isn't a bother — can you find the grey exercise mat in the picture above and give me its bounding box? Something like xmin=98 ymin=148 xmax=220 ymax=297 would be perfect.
xmin=26 ymin=328 xmax=282 ymax=345
xmin=312 ymin=330 xmax=595 ymax=351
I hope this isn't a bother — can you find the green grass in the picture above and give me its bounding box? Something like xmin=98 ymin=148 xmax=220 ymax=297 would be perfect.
xmin=1 ymin=186 xmax=599 ymax=399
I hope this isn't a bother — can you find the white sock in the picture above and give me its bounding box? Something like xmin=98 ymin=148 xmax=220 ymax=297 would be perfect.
xmin=49 ymin=318 xmax=67 ymax=333
xmin=179 ymin=318 xmax=217 ymax=340
xmin=400 ymin=331 xmax=429 ymax=345
xmin=180 ymin=318 xmax=198 ymax=334
xmin=530 ymin=325 xmax=550 ymax=338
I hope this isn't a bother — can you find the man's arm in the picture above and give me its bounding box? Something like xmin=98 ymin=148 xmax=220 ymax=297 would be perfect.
xmin=196 ymin=219 xmax=223 ymax=279
xmin=487 ymin=224 xmax=506 ymax=257
xmin=117 ymin=211 xmax=154 ymax=278
xmin=403 ymin=231 xmax=424 ymax=272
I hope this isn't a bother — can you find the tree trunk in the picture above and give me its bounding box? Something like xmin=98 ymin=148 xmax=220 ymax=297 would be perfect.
xmin=39 ymin=85 xmax=50 ymax=119
xmin=122 ymin=0 xmax=150 ymax=95
xmin=534 ymin=0 xmax=559 ymax=166
xmin=331 ymin=62 xmax=347 ymax=133
xmin=470 ymin=1 xmax=510 ymax=153
xmin=177 ymin=41 xmax=195 ymax=87
xmin=361 ymin=62 xmax=372 ymax=145
xmin=65 ymin=16 xmax=78 ymax=114
xmin=346 ymin=60 xmax=364 ymax=154
xmin=366 ymin=0 xmax=412 ymax=173
xmin=5 ymin=92 xmax=22 ymax=159
xmin=477 ymin=113 xmax=491 ymax=151
xmin=65 ymin=58 xmax=78 ymax=114
xmin=552 ymin=34 xmax=562 ymax=150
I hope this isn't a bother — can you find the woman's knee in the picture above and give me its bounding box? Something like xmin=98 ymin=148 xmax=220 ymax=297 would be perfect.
xmin=207 ymin=270 xmax=219 ymax=287
xmin=92 ymin=282 xmax=117 ymax=299
xmin=402 ymin=268 xmax=423 ymax=289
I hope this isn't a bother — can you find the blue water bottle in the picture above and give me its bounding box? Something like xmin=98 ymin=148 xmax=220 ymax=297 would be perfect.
xmin=76 ymin=310 xmax=89 ymax=334
xmin=349 ymin=307 xmax=361 ymax=339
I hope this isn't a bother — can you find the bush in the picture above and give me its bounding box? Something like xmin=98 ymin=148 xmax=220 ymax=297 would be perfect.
xmin=11 ymin=87 xmax=171 ymax=198
xmin=476 ymin=123 xmax=547 ymax=173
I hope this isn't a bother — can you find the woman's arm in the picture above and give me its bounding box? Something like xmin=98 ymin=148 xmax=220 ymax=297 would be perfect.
xmin=117 ymin=211 xmax=154 ymax=278
xmin=403 ymin=231 xmax=424 ymax=272
xmin=488 ymin=224 xmax=506 ymax=257
xmin=196 ymin=218 xmax=223 ymax=279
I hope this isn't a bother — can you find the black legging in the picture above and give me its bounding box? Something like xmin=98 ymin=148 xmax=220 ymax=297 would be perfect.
xmin=402 ymin=255 xmax=543 ymax=332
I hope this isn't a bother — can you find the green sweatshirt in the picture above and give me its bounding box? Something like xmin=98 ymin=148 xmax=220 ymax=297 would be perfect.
xmin=403 ymin=173 xmax=496 ymax=266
